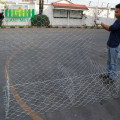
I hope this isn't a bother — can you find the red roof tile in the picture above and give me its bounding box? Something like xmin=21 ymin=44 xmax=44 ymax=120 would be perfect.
xmin=52 ymin=3 xmax=88 ymax=10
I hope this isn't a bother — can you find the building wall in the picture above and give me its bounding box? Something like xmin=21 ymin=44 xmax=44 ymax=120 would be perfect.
xmin=83 ymin=7 xmax=115 ymax=26
xmin=22 ymin=0 xmax=36 ymax=2
xmin=42 ymin=4 xmax=86 ymax=26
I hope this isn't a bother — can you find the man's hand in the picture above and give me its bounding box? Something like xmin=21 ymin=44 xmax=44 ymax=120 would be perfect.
xmin=101 ymin=22 xmax=110 ymax=31
xmin=95 ymin=20 xmax=102 ymax=25
xmin=94 ymin=19 xmax=110 ymax=31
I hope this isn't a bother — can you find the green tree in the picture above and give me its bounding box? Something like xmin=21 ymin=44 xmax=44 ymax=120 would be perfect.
xmin=0 ymin=0 xmax=8 ymax=9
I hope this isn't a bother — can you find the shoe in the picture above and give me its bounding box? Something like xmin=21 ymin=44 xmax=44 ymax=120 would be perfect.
xmin=103 ymin=78 xmax=114 ymax=84
xmin=109 ymin=79 xmax=114 ymax=84
xmin=99 ymin=74 xmax=109 ymax=79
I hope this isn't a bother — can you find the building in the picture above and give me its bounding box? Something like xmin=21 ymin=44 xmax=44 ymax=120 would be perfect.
xmin=22 ymin=0 xmax=36 ymax=2
xmin=43 ymin=0 xmax=89 ymax=26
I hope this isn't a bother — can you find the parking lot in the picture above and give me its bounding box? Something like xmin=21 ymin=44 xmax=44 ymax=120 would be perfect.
xmin=0 ymin=28 xmax=120 ymax=120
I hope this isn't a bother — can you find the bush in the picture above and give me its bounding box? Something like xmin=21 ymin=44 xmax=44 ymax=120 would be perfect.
xmin=0 ymin=19 xmax=2 ymax=27
xmin=90 ymin=26 xmax=95 ymax=29
xmin=31 ymin=14 xmax=50 ymax=27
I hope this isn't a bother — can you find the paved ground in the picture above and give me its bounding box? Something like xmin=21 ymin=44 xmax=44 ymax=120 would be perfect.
xmin=0 ymin=28 xmax=120 ymax=120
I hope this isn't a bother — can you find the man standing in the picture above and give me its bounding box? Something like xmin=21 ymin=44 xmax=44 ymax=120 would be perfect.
xmin=96 ymin=3 xmax=120 ymax=84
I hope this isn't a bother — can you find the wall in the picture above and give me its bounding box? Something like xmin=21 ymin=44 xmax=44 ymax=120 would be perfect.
xmin=84 ymin=7 xmax=115 ymax=26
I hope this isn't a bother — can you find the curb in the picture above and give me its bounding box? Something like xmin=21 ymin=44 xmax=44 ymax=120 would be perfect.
xmin=0 ymin=26 xmax=103 ymax=29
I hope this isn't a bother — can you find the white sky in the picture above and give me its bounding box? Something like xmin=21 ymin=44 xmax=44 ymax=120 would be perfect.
xmin=1 ymin=0 xmax=120 ymax=8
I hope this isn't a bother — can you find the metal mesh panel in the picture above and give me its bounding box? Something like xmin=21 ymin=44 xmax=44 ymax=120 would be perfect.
xmin=1 ymin=27 xmax=119 ymax=120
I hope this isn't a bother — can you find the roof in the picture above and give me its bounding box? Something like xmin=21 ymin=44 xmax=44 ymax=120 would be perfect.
xmin=111 ymin=8 xmax=115 ymax=10
xmin=53 ymin=0 xmax=73 ymax=4
xmin=52 ymin=2 xmax=88 ymax=10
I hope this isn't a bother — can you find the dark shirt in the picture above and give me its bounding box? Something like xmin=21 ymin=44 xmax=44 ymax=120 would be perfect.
xmin=107 ymin=19 xmax=120 ymax=48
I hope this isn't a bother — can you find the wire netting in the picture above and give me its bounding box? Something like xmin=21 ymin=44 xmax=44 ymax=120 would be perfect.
xmin=2 ymin=27 xmax=120 ymax=120
xmin=1 ymin=1 xmax=120 ymax=120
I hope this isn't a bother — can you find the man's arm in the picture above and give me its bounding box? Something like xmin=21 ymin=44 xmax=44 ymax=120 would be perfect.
xmin=96 ymin=20 xmax=120 ymax=31
xmin=101 ymin=22 xmax=110 ymax=31
xmin=95 ymin=20 xmax=110 ymax=31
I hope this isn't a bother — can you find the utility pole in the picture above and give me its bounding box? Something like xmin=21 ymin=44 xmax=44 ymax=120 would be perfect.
xmin=39 ymin=0 xmax=44 ymax=15
xmin=89 ymin=1 xmax=91 ymax=6
xmin=95 ymin=0 xmax=99 ymax=20
xmin=94 ymin=0 xmax=99 ymax=26
xmin=107 ymin=3 xmax=110 ymax=25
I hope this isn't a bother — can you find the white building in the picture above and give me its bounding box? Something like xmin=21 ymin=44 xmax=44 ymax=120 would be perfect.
xmin=2 ymin=0 xmax=116 ymax=26
xmin=43 ymin=0 xmax=88 ymax=26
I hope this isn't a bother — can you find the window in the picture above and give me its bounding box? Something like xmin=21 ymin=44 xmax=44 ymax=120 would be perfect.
xmin=53 ymin=9 xmax=68 ymax=18
xmin=69 ymin=10 xmax=83 ymax=19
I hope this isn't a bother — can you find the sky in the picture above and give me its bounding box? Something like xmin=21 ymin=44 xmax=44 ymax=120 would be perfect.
xmin=1 ymin=0 xmax=120 ymax=8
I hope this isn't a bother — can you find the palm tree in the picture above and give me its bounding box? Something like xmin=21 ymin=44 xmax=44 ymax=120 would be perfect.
xmin=0 ymin=0 xmax=8 ymax=9
xmin=39 ymin=0 xmax=44 ymax=15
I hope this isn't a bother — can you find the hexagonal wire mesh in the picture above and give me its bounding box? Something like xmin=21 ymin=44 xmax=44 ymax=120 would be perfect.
xmin=2 ymin=6 xmax=120 ymax=120
xmin=3 ymin=27 xmax=120 ymax=120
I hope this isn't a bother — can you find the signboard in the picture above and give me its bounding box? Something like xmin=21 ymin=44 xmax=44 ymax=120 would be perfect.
xmin=4 ymin=8 xmax=35 ymax=23
xmin=5 ymin=9 xmax=35 ymax=18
